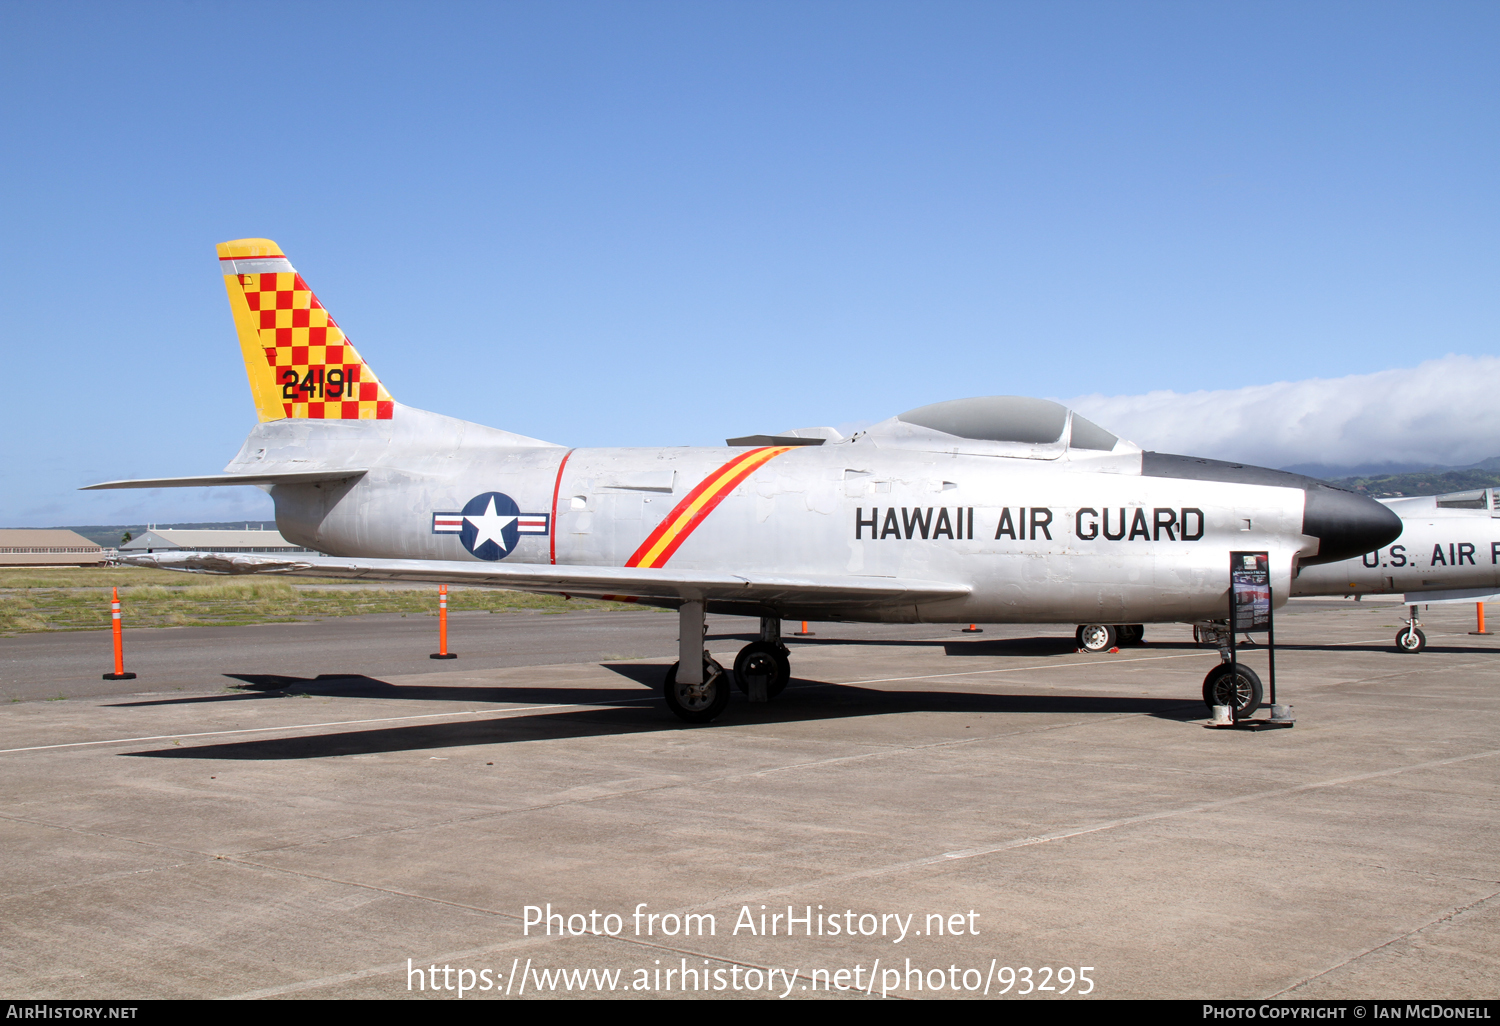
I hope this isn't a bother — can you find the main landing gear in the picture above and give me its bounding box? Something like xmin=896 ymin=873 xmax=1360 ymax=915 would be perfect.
xmin=662 ymin=654 xmax=730 ymax=723
xmin=1075 ymin=623 xmax=1145 ymax=652
xmin=734 ymin=641 xmax=791 ymax=699
xmin=663 ymin=606 xmax=792 ymax=723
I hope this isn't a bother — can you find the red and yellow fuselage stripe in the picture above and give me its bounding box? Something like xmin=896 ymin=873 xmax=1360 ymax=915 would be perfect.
xmin=625 ymin=446 xmax=794 ymax=568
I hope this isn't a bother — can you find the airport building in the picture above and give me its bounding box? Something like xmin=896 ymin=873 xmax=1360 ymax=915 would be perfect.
xmin=118 ymin=527 xmax=319 ymax=555
xmin=0 ymin=529 xmax=108 ymax=567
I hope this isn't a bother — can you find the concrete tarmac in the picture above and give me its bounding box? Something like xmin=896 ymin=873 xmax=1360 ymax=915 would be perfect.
xmin=0 ymin=598 xmax=1495 ymax=1000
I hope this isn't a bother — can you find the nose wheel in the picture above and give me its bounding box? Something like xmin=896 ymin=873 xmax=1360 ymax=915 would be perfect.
xmin=1396 ymin=626 xmax=1426 ymax=652
xmin=1396 ymin=605 xmax=1426 ymax=652
xmin=1202 ymin=663 xmax=1264 ymax=719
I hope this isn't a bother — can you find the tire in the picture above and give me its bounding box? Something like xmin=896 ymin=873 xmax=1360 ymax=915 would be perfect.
xmin=663 ymin=656 xmax=730 ymax=723
xmin=1395 ymin=627 xmax=1426 ymax=653
xmin=1117 ymin=624 xmax=1145 ymax=646
xmin=1076 ymin=624 xmax=1117 ymax=652
xmin=1202 ymin=663 xmax=1264 ymax=718
xmin=733 ymin=642 xmax=790 ymax=698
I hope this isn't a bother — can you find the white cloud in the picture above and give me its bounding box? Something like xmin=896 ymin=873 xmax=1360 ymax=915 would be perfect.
xmin=1065 ymin=354 xmax=1500 ymax=471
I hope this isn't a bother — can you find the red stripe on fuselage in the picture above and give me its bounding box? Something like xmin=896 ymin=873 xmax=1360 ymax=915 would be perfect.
xmin=549 ymin=449 xmax=574 ymax=565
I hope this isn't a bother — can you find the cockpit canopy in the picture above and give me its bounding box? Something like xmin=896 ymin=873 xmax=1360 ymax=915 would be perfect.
xmin=866 ymin=396 xmax=1136 ymax=460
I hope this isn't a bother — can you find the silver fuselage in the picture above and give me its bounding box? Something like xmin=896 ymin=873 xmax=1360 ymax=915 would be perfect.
xmin=251 ymin=406 xmax=1332 ymax=624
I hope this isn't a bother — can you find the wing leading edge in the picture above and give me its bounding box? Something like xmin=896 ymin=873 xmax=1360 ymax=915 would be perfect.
xmin=122 ymin=552 xmax=971 ymax=608
xmin=82 ymin=470 xmax=369 ymax=490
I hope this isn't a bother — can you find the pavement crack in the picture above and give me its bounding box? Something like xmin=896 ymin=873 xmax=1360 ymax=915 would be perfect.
xmin=1270 ymin=885 xmax=1500 ymax=998
xmin=0 ymin=808 xmax=220 ymax=862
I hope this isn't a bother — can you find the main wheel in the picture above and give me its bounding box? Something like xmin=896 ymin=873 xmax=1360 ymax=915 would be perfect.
xmin=1117 ymin=624 xmax=1145 ymax=646
xmin=733 ymin=642 xmax=790 ymax=698
xmin=1076 ymin=623 xmax=1117 ymax=652
xmin=1395 ymin=627 xmax=1426 ymax=653
xmin=663 ymin=656 xmax=730 ymax=723
xmin=1202 ymin=663 xmax=1264 ymax=718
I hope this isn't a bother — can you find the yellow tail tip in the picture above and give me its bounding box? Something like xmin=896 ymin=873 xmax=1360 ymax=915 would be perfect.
xmin=217 ymin=238 xmax=285 ymax=260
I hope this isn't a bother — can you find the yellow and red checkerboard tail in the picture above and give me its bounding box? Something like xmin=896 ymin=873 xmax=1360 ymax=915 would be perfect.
xmin=217 ymin=238 xmax=396 ymax=423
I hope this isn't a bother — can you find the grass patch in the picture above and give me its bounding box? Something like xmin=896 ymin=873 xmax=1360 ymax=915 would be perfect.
xmin=0 ymin=567 xmax=352 ymax=590
xmin=0 ymin=567 xmax=658 ymax=635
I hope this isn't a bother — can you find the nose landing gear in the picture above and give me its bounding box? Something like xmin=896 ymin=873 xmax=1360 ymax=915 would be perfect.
xmin=1396 ymin=605 xmax=1426 ymax=652
xmin=1201 ymin=662 xmax=1264 ymax=719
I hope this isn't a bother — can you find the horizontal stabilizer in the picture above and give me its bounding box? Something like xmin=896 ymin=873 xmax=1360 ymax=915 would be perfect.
xmin=81 ymin=470 xmax=368 ymax=490
xmin=122 ymin=552 xmax=971 ymax=608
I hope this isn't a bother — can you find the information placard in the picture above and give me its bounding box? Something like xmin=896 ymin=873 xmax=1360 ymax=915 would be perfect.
xmin=1230 ymin=551 xmax=1271 ymax=633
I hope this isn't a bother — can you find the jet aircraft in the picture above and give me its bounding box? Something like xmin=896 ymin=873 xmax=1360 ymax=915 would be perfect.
xmin=1290 ymin=488 xmax=1500 ymax=651
xmin=89 ymin=239 xmax=1402 ymax=722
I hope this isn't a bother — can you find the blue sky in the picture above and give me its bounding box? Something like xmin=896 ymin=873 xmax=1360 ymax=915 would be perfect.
xmin=2 ymin=1 xmax=1497 ymax=525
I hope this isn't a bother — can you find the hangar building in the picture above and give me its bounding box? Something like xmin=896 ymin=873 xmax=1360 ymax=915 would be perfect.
xmin=0 ymin=530 xmax=108 ymax=567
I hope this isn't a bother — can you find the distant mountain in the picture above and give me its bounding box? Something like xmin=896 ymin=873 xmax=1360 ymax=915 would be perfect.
xmin=29 ymin=522 xmax=279 ymax=549
xmin=1281 ymin=456 xmax=1500 ymax=480
xmin=1283 ymin=460 xmax=1437 ymax=479
xmin=1323 ymin=469 xmax=1500 ymax=499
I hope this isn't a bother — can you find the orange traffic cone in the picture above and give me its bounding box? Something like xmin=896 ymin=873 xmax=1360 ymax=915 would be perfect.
xmin=431 ymin=584 xmax=458 ymax=658
xmin=102 ymin=587 xmax=136 ymax=680
xmin=1471 ymin=601 xmax=1491 ymax=636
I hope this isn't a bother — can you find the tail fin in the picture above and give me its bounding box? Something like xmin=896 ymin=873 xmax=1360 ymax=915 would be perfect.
xmin=218 ymin=238 xmax=395 ymax=423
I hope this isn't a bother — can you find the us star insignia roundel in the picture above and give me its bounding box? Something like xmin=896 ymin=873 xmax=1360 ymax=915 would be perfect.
xmin=431 ymin=493 xmax=550 ymax=561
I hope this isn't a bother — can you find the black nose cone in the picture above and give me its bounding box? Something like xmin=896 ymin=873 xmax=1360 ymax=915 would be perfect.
xmin=1301 ymin=482 xmax=1403 ymax=566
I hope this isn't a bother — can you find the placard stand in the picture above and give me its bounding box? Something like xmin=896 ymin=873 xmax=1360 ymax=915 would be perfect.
xmin=1211 ymin=551 xmax=1293 ymax=729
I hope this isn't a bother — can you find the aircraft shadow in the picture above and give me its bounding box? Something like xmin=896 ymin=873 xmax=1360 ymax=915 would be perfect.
xmin=125 ymin=681 xmax=1206 ymax=761
xmin=110 ymin=643 xmax=1140 ymax=709
xmin=110 ymin=636 xmax=1234 ymax=714
xmin=112 ymin=671 xmax=657 ymax=709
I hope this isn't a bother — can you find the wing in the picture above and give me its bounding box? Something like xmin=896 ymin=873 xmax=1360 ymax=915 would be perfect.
xmin=122 ymin=551 xmax=970 ymax=609
xmin=81 ymin=470 xmax=368 ymax=490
